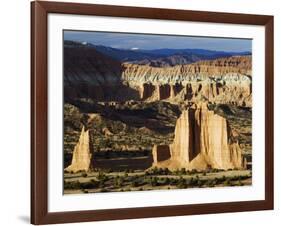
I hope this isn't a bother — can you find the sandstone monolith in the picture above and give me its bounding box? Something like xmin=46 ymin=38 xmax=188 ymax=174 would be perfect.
xmin=152 ymin=103 xmax=244 ymax=170
xmin=65 ymin=126 xmax=92 ymax=173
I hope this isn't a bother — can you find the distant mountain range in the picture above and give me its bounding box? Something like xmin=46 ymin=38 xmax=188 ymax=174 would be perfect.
xmin=64 ymin=40 xmax=251 ymax=67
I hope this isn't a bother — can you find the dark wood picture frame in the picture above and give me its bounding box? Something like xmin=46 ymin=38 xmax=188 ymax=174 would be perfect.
xmin=31 ymin=1 xmax=274 ymax=224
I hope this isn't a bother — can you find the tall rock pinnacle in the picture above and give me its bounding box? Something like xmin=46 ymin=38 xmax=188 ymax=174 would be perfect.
xmin=152 ymin=103 xmax=244 ymax=170
xmin=65 ymin=126 xmax=92 ymax=173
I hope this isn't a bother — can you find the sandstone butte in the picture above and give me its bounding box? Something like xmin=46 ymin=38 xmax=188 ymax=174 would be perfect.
xmin=65 ymin=126 xmax=92 ymax=173
xmin=152 ymin=103 xmax=244 ymax=170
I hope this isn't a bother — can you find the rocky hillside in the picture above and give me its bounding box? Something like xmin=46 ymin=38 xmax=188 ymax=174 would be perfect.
xmin=64 ymin=43 xmax=139 ymax=101
xmin=64 ymin=42 xmax=122 ymax=86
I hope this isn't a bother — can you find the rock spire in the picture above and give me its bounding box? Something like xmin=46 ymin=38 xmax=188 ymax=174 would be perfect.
xmin=65 ymin=126 xmax=92 ymax=173
xmin=152 ymin=103 xmax=244 ymax=170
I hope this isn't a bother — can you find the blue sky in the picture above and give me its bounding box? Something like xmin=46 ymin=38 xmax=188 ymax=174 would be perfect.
xmin=64 ymin=30 xmax=251 ymax=52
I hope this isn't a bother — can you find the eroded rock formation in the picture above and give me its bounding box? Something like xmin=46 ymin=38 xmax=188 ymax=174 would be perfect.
xmin=65 ymin=126 xmax=92 ymax=173
xmin=152 ymin=103 xmax=244 ymax=170
xmin=123 ymin=56 xmax=252 ymax=106
xmin=136 ymin=80 xmax=251 ymax=106
xmin=140 ymin=83 xmax=155 ymax=100
xmin=122 ymin=56 xmax=252 ymax=83
xmin=157 ymin=84 xmax=171 ymax=100
xmin=64 ymin=46 xmax=252 ymax=106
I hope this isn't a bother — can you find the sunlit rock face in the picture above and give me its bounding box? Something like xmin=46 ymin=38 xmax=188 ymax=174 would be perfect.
xmin=65 ymin=126 xmax=92 ymax=173
xmin=122 ymin=56 xmax=252 ymax=84
xmin=152 ymin=103 xmax=244 ymax=170
xmin=123 ymin=56 xmax=252 ymax=106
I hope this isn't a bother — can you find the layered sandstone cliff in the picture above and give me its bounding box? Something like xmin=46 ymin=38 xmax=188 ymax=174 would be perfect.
xmin=137 ymin=80 xmax=251 ymax=106
xmin=122 ymin=56 xmax=251 ymax=84
xmin=152 ymin=103 xmax=244 ymax=170
xmin=65 ymin=126 xmax=92 ymax=173
xmin=123 ymin=56 xmax=252 ymax=106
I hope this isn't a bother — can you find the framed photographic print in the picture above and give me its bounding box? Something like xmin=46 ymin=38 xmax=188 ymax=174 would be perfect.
xmin=31 ymin=1 xmax=274 ymax=224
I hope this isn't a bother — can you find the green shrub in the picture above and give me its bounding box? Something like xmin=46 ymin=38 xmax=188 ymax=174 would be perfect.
xmin=238 ymin=180 xmax=244 ymax=186
xmin=176 ymin=177 xmax=187 ymax=189
xmin=190 ymin=169 xmax=198 ymax=174
xmin=223 ymin=178 xmax=231 ymax=186
xmin=104 ymin=168 xmax=113 ymax=173
xmin=132 ymin=181 xmax=139 ymax=187
xmin=149 ymin=177 xmax=158 ymax=186
xmin=162 ymin=177 xmax=170 ymax=185
xmin=197 ymin=180 xmax=204 ymax=187
xmin=180 ymin=168 xmax=186 ymax=175
xmin=80 ymin=180 xmax=99 ymax=189
xmin=168 ymin=178 xmax=177 ymax=186
xmin=164 ymin=168 xmax=171 ymax=175
xmin=205 ymin=179 xmax=215 ymax=187
xmin=97 ymin=172 xmax=108 ymax=181
xmin=145 ymin=171 xmax=150 ymax=176
xmin=114 ymin=176 xmax=124 ymax=188
xmin=189 ymin=177 xmax=199 ymax=186
xmin=64 ymin=181 xmax=81 ymax=190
